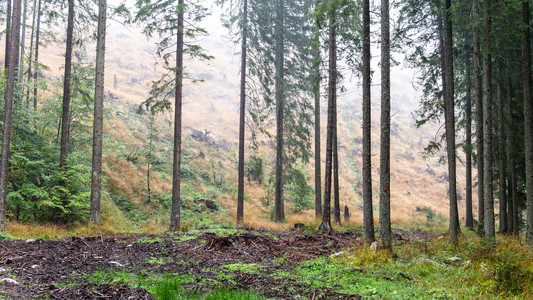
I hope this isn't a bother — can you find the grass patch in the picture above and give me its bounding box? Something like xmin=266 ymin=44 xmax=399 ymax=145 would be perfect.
xmin=223 ymin=263 xmax=263 ymax=274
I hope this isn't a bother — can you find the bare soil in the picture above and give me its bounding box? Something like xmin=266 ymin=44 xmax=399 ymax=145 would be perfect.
xmin=0 ymin=228 xmax=435 ymax=299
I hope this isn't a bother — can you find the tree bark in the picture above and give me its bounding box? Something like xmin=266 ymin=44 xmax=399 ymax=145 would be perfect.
xmin=88 ymin=0 xmax=107 ymax=226
xmin=333 ymin=63 xmax=340 ymax=225
xmin=0 ymin=0 xmax=21 ymax=233
xmin=444 ymin=0 xmax=459 ymax=246
xmin=523 ymin=0 xmax=533 ymax=247
xmin=169 ymin=0 xmax=185 ymax=231
xmin=483 ymin=0 xmax=495 ymax=239
xmin=505 ymin=75 xmax=515 ymax=235
xmin=497 ymin=67 xmax=507 ymax=234
xmin=274 ymin=0 xmax=285 ymax=223
xmin=319 ymin=8 xmax=336 ymax=232
xmin=32 ymin=0 xmax=41 ymax=108
xmin=18 ymin=0 xmax=27 ymax=84
xmin=313 ymin=0 xmax=322 ymax=219
xmin=362 ymin=0 xmax=374 ymax=243
xmin=473 ymin=0 xmax=484 ymax=228
xmin=379 ymin=0 xmax=391 ymax=250
xmin=59 ymin=0 xmax=75 ymax=171
xmin=25 ymin=0 xmax=37 ymax=104
xmin=237 ymin=0 xmax=247 ymax=225
xmin=4 ymin=0 xmax=11 ymax=71
xmin=465 ymin=54 xmax=474 ymax=228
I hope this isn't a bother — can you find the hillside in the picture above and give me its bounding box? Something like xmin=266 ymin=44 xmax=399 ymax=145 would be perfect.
xmin=8 ymin=9 xmax=477 ymax=232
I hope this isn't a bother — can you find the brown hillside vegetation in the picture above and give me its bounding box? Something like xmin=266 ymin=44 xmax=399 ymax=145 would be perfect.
xmin=4 ymin=17 xmax=479 ymax=230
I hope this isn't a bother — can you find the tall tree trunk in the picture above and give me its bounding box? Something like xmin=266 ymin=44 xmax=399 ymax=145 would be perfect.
xmin=483 ymin=0 xmax=495 ymax=239
xmin=274 ymin=0 xmax=285 ymax=223
xmin=505 ymin=75 xmax=515 ymax=235
xmin=379 ymin=0 xmax=391 ymax=250
xmin=25 ymin=0 xmax=37 ymax=105
xmin=473 ymin=0 xmax=484 ymax=228
xmin=32 ymin=0 xmax=41 ymax=109
xmin=523 ymin=0 xmax=533 ymax=247
xmin=59 ymin=0 xmax=75 ymax=170
xmin=444 ymin=0 xmax=459 ymax=245
xmin=18 ymin=0 xmax=27 ymax=84
xmin=313 ymin=0 xmax=322 ymax=219
xmin=362 ymin=0 xmax=374 ymax=243
xmin=0 ymin=0 xmax=21 ymax=233
xmin=319 ymin=8 xmax=336 ymax=232
xmin=169 ymin=0 xmax=185 ymax=231
xmin=330 ymin=23 xmax=341 ymax=225
xmin=236 ymin=0 xmax=247 ymax=225
xmin=497 ymin=67 xmax=507 ymax=234
xmin=465 ymin=54 xmax=474 ymax=228
xmin=88 ymin=0 xmax=107 ymax=225
xmin=4 ymin=0 xmax=11 ymax=71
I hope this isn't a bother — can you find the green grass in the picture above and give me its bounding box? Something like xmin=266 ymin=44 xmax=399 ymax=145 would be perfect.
xmin=82 ymin=269 xmax=268 ymax=300
xmin=223 ymin=262 xmax=263 ymax=274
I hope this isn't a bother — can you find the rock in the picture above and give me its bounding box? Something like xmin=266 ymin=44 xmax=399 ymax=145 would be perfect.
xmin=370 ymin=242 xmax=378 ymax=251
xmin=330 ymin=251 xmax=344 ymax=258
xmin=1 ymin=278 xmax=19 ymax=285
xmin=109 ymin=261 xmax=125 ymax=268
xmin=448 ymin=257 xmax=462 ymax=263
xmin=25 ymin=239 xmax=37 ymax=244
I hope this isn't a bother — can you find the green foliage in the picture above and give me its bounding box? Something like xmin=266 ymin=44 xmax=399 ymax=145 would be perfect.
xmin=0 ymin=59 xmax=95 ymax=225
xmin=245 ymin=154 xmax=264 ymax=184
xmin=285 ymin=164 xmax=313 ymax=212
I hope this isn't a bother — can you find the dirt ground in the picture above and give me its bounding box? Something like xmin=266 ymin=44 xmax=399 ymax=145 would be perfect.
xmin=0 ymin=228 xmax=435 ymax=299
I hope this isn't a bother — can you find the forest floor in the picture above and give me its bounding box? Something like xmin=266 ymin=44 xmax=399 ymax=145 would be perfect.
xmin=0 ymin=226 xmax=531 ymax=299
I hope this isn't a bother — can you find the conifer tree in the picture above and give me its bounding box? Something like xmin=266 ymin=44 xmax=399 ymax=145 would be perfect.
xmin=0 ymin=0 xmax=21 ymax=233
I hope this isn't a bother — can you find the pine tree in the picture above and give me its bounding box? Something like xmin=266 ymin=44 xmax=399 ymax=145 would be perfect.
xmin=483 ymin=0 xmax=495 ymax=239
xmin=0 ymin=0 xmax=21 ymax=233
xmin=379 ymin=0 xmax=391 ymax=250
xmin=523 ymin=0 xmax=533 ymax=247
xmin=473 ymin=0 xmax=484 ymax=229
xmin=59 ymin=0 xmax=75 ymax=171
xmin=444 ymin=0 xmax=459 ymax=246
xmin=88 ymin=0 xmax=107 ymax=226
xmin=237 ymin=0 xmax=248 ymax=224
xmin=319 ymin=2 xmax=336 ymax=232
xmin=134 ymin=0 xmax=211 ymax=231
xmin=313 ymin=0 xmax=322 ymax=219
xmin=362 ymin=0 xmax=374 ymax=243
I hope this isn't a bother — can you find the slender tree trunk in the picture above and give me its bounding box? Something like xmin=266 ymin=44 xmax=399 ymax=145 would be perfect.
xmin=0 ymin=0 xmax=21 ymax=233
xmin=236 ymin=0 xmax=247 ymax=225
xmin=465 ymin=55 xmax=474 ymax=228
xmin=379 ymin=0 xmax=391 ymax=250
xmin=313 ymin=0 xmax=322 ymax=219
xmin=497 ymin=68 xmax=507 ymax=234
xmin=523 ymin=0 xmax=533 ymax=247
xmin=170 ymin=0 xmax=185 ymax=231
xmin=473 ymin=0 xmax=484 ymax=228
xmin=88 ymin=0 xmax=106 ymax=226
xmin=319 ymin=8 xmax=335 ymax=232
xmin=274 ymin=0 xmax=285 ymax=223
xmin=333 ymin=45 xmax=340 ymax=225
xmin=25 ymin=0 xmax=37 ymax=105
xmin=59 ymin=0 xmax=75 ymax=170
xmin=444 ymin=0 xmax=459 ymax=245
xmin=18 ymin=0 xmax=27 ymax=84
xmin=505 ymin=75 xmax=515 ymax=235
xmin=4 ymin=0 xmax=11 ymax=71
xmin=483 ymin=0 xmax=495 ymax=239
xmin=32 ymin=0 xmax=41 ymax=109
xmin=362 ymin=0 xmax=374 ymax=243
